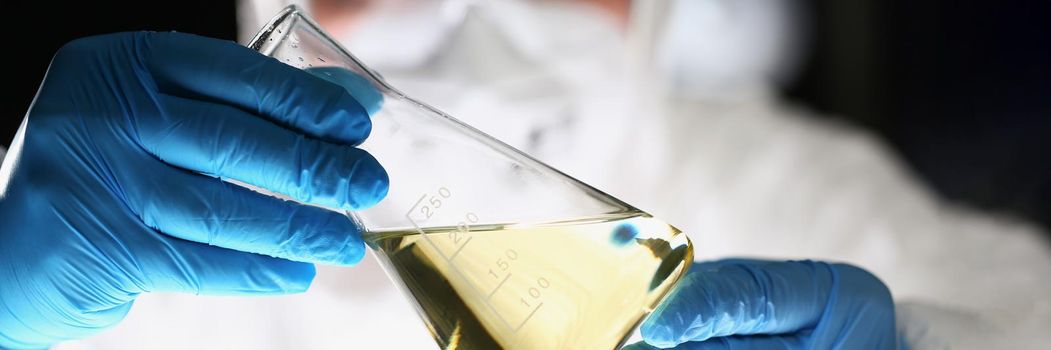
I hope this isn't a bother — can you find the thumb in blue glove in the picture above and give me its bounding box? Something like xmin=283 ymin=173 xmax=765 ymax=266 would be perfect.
xmin=625 ymin=259 xmax=902 ymax=350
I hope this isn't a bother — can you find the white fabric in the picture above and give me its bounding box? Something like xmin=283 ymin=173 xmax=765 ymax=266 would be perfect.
xmin=653 ymin=0 xmax=805 ymax=99
xmin=55 ymin=0 xmax=1051 ymax=349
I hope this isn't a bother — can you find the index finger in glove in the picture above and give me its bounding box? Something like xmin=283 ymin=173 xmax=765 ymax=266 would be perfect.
xmin=142 ymin=32 xmax=375 ymax=145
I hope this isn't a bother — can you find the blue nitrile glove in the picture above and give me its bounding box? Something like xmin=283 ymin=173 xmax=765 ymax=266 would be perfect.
xmin=626 ymin=259 xmax=901 ymax=350
xmin=0 ymin=32 xmax=387 ymax=349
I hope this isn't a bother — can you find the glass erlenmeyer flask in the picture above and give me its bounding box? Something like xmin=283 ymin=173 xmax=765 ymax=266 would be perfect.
xmin=248 ymin=6 xmax=693 ymax=349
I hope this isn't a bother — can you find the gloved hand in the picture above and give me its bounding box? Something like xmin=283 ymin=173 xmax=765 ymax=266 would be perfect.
xmin=626 ymin=259 xmax=902 ymax=350
xmin=0 ymin=32 xmax=387 ymax=349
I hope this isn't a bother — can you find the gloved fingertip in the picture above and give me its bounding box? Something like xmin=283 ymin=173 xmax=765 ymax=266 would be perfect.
xmin=279 ymin=262 xmax=317 ymax=293
xmin=640 ymin=320 xmax=681 ymax=349
xmin=335 ymin=239 xmax=367 ymax=266
xmin=369 ymin=172 xmax=390 ymax=205
xmin=641 ymin=274 xmax=710 ymax=347
xmin=308 ymin=66 xmax=385 ymax=117
xmin=295 ymin=208 xmax=367 ymax=266
xmin=327 ymin=220 xmax=366 ymax=266
xmin=346 ymin=156 xmax=389 ymax=210
xmin=642 ymin=303 xmax=689 ymax=347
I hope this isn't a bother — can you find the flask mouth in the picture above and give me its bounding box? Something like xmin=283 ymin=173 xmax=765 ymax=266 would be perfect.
xmin=248 ymin=5 xmax=393 ymax=91
xmin=246 ymin=5 xmax=298 ymax=55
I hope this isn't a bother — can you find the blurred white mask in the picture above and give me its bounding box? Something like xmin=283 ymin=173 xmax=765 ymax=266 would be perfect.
xmin=337 ymin=0 xmax=630 ymax=156
xmin=653 ymin=0 xmax=806 ymax=100
xmin=326 ymin=0 xmax=805 ymax=161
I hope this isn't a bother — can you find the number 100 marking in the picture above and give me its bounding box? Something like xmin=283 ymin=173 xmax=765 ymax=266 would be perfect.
xmin=520 ymin=277 xmax=550 ymax=308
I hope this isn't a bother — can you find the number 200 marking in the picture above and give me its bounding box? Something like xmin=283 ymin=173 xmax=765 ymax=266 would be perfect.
xmin=449 ymin=212 xmax=479 ymax=244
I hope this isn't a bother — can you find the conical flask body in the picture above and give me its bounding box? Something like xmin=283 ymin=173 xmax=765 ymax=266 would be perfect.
xmin=249 ymin=6 xmax=693 ymax=349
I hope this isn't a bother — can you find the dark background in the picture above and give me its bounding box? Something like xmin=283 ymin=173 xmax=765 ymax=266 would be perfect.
xmin=6 ymin=0 xmax=1051 ymax=229
xmin=785 ymin=1 xmax=1051 ymax=229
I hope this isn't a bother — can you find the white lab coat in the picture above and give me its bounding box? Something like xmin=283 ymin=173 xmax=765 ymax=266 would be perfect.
xmin=35 ymin=1 xmax=1051 ymax=349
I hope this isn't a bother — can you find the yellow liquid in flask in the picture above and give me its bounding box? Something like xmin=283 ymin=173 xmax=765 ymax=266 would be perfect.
xmin=367 ymin=211 xmax=693 ymax=349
